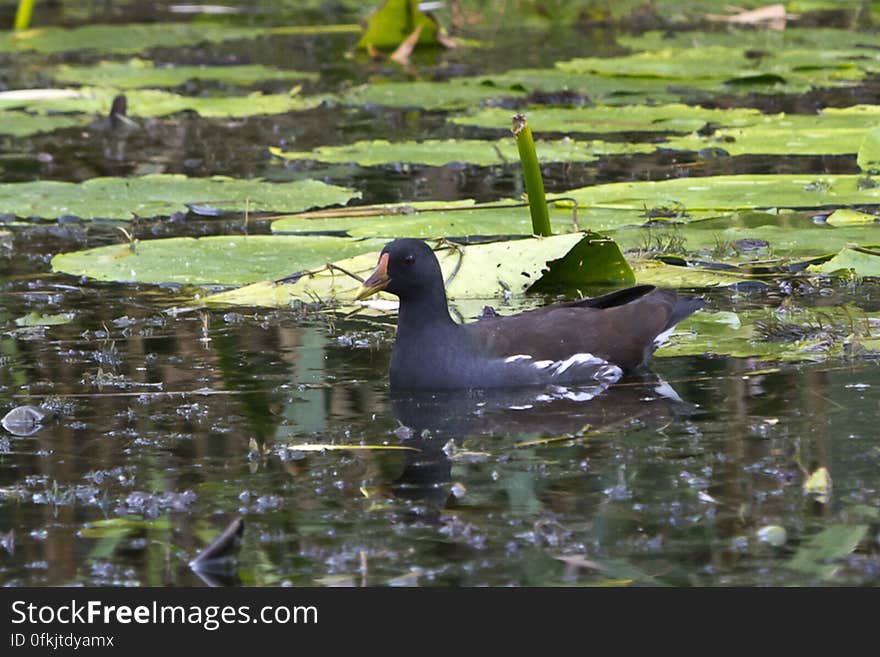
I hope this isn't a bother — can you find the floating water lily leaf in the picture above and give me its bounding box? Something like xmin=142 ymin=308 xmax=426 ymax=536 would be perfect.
xmin=667 ymin=106 xmax=880 ymax=156
xmin=857 ymin=126 xmax=880 ymax=174
xmin=270 ymin=138 xmax=651 ymax=167
xmin=341 ymin=80 xmax=526 ymax=110
xmin=357 ymin=0 xmax=439 ymax=50
xmin=453 ymin=104 xmax=763 ymax=135
xmin=786 ymin=524 xmax=867 ymax=581
xmin=558 ymin=40 xmax=871 ymax=93
xmin=205 ymin=233 xmax=631 ymax=307
xmin=272 ymin=202 xmax=582 ymax=238
xmin=0 ymin=175 xmax=358 ymax=221
xmin=806 ymin=245 xmax=880 ymax=277
xmin=825 ymin=209 xmax=878 ymax=227
xmin=610 ymin=211 xmax=880 ymax=266
xmin=52 ymin=58 xmax=318 ymax=90
xmin=467 ymin=67 xmax=691 ymax=105
xmin=14 ymin=311 xmax=75 ymax=327
xmin=0 ymin=22 xmax=359 ymax=54
xmin=564 ymin=174 xmax=880 ymax=215
xmin=0 ymin=87 xmax=322 ymax=118
xmin=52 ymin=235 xmax=388 ymax=286
xmin=1 ymin=405 xmax=48 ymax=436
xmin=629 ymin=259 xmax=760 ymax=289
xmin=530 ymin=231 xmax=635 ymax=290
xmin=0 ymin=110 xmax=87 ymax=136
xmin=656 ymin=306 xmax=880 ymax=362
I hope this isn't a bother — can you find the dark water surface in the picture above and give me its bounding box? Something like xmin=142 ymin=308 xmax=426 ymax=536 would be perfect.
xmin=1 ymin=6 xmax=879 ymax=586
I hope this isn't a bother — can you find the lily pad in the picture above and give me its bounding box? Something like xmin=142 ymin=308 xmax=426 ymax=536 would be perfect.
xmin=51 ymin=58 xmax=318 ymax=90
xmin=14 ymin=311 xmax=75 ymax=327
xmin=807 ymin=246 xmax=880 ymax=277
xmin=452 ymin=104 xmax=764 ymax=135
xmin=51 ymin=235 xmax=388 ymax=286
xmin=271 ymin=202 xmax=582 ymax=238
xmin=564 ymin=174 xmax=880 ymax=217
xmin=341 ymin=80 xmax=526 ymax=110
xmin=0 ymin=175 xmax=358 ymax=221
xmin=205 ymin=233 xmax=632 ymax=308
xmin=0 ymin=87 xmax=323 ymax=119
xmin=0 ymin=22 xmax=359 ymax=55
xmin=558 ymin=41 xmax=873 ymax=93
xmin=786 ymin=524 xmax=868 ymax=581
xmin=0 ymin=110 xmax=87 ymax=137
xmin=857 ymin=126 xmax=880 ymax=174
xmin=656 ymin=306 xmax=880 ymax=362
xmin=269 ymin=138 xmax=651 ymax=168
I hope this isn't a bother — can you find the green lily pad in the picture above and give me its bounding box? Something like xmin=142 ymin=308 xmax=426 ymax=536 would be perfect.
xmin=825 ymin=209 xmax=878 ymax=227
xmin=656 ymin=305 xmax=880 ymax=362
xmin=629 ymin=258 xmax=760 ymax=289
xmin=51 ymin=235 xmax=388 ymax=286
xmin=341 ymin=80 xmax=526 ymax=110
xmin=609 ymin=211 xmax=880 ymax=265
xmin=0 ymin=22 xmax=359 ymax=55
xmin=0 ymin=175 xmax=359 ymax=221
xmin=558 ymin=39 xmax=873 ymax=93
xmin=786 ymin=524 xmax=868 ymax=581
xmin=14 ymin=311 xmax=75 ymax=327
xmin=452 ymin=104 xmax=763 ymax=135
xmin=269 ymin=138 xmax=652 ymax=167
xmin=857 ymin=126 xmax=880 ymax=174
xmin=0 ymin=87 xmax=323 ymax=118
xmin=666 ymin=106 xmax=880 ymax=156
xmin=807 ymin=246 xmax=880 ymax=277
xmin=357 ymin=0 xmax=439 ymax=50
xmin=51 ymin=58 xmax=318 ymax=90
xmin=205 ymin=233 xmax=631 ymax=307
xmin=271 ymin=202 xmax=582 ymax=238
xmin=564 ymin=174 xmax=880 ymax=216
xmin=0 ymin=110 xmax=88 ymax=136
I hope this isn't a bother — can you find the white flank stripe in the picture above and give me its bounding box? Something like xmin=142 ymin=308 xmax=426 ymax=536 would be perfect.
xmin=653 ymin=327 xmax=675 ymax=348
xmin=552 ymin=352 xmax=604 ymax=375
xmin=504 ymin=354 xmax=533 ymax=363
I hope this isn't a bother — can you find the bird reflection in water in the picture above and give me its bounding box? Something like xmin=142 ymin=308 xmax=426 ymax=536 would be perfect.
xmin=388 ymin=374 xmax=697 ymax=519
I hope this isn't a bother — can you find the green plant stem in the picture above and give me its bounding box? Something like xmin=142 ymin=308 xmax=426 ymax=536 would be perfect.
xmin=512 ymin=113 xmax=551 ymax=236
xmin=14 ymin=0 xmax=35 ymax=30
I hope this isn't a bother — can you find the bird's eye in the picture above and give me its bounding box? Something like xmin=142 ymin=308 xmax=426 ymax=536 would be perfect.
xmin=402 ymin=254 xmax=415 ymax=265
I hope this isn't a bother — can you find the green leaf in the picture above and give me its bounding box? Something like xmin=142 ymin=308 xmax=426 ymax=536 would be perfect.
xmin=205 ymin=233 xmax=633 ymax=308
xmin=786 ymin=525 xmax=868 ymax=581
xmin=564 ymin=174 xmax=880 ymax=215
xmin=656 ymin=306 xmax=880 ymax=362
xmin=0 ymin=22 xmax=358 ymax=55
xmin=269 ymin=138 xmax=651 ymax=167
xmin=52 ymin=235 xmax=388 ymax=286
xmin=51 ymin=58 xmax=318 ymax=90
xmin=341 ymin=80 xmax=526 ymax=110
xmin=806 ymin=246 xmax=880 ymax=277
xmin=14 ymin=311 xmax=74 ymax=327
xmin=0 ymin=110 xmax=87 ymax=136
xmin=0 ymin=175 xmax=358 ymax=221
xmin=0 ymin=87 xmax=323 ymax=118
xmin=857 ymin=126 xmax=880 ymax=174
xmin=453 ymin=103 xmax=764 ymax=135
xmin=357 ymin=0 xmax=439 ymax=50
xmin=271 ymin=202 xmax=583 ymax=239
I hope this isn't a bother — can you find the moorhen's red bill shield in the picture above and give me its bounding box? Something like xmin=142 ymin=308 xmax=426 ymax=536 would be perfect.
xmin=355 ymin=253 xmax=390 ymax=300
xmin=355 ymin=239 xmax=704 ymax=391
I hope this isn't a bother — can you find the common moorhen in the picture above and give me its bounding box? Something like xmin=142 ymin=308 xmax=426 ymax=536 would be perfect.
xmin=356 ymin=239 xmax=704 ymax=390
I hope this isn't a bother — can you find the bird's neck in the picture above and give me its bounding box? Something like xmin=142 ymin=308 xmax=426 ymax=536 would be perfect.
xmin=396 ymin=288 xmax=457 ymax=336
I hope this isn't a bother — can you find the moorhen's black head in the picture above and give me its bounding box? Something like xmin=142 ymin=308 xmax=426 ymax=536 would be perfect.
xmin=355 ymin=239 xmax=445 ymax=302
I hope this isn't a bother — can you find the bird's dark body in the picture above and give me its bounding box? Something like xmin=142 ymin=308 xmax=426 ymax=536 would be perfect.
xmin=359 ymin=239 xmax=704 ymax=391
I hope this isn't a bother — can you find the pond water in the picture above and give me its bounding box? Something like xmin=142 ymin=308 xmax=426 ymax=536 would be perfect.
xmin=0 ymin=2 xmax=878 ymax=586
